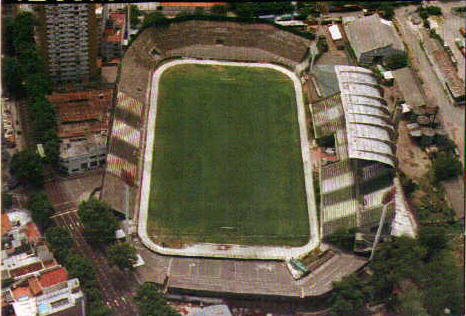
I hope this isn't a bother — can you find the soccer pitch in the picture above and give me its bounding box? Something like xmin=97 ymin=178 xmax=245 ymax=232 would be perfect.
xmin=146 ymin=63 xmax=310 ymax=247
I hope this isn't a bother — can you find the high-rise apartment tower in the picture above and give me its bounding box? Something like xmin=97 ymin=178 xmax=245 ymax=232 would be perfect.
xmin=36 ymin=4 xmax=97 ymax=84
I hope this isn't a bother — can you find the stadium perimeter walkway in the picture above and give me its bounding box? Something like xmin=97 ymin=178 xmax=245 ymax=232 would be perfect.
xmin=133 ymin=237 xmax=367 ymax=297
xmin=138 ymin=59 xmax=319 ymax=260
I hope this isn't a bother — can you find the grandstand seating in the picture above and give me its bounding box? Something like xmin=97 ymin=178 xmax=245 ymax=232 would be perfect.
xmin=321 ymin=172 xmax=355 ymax=194
xmin=104 ymin=92 xmax=144 ymax=185
xmin=140 ymin=20 xmax=312 ymax=70
xmin=320 ymin=160 xmax=351 ymax=180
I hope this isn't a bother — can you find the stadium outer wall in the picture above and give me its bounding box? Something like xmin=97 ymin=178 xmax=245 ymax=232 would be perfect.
xmin=137 ymin=59 xmax=319 ymax=260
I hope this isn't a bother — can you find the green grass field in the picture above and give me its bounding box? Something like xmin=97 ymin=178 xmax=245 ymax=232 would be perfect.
xmin=147 ymin=64 xmax=309 ymax=247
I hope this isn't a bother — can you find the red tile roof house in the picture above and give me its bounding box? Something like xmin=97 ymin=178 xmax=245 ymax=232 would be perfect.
xmin=39 ymin=267 xmax=69 ymax=289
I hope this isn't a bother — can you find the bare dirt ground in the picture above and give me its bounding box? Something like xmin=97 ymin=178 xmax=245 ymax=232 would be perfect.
xmin=396 ymin=121 xmax=431 ymax=180
xmin=442 ymin=177 xmax=465 ymax=219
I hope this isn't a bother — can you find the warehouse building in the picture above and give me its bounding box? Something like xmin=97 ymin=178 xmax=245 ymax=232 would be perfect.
xmin=344 ymin=14 xmax=405 ymax=65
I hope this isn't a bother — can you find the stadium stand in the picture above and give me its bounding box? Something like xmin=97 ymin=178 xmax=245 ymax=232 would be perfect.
xmin=101 ymin=92 xmax=144 ymax=213
xmin=130 ymin=20 xmax=312 ymax=71
xmin=310 ymin=65 xmax=396 ymax=236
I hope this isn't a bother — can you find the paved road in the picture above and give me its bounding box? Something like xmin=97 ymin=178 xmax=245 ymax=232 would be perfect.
xmin=53 ymin=209 xmax=139 ymax=316
xmin=395 ymin=6 xmax=465 ymax=161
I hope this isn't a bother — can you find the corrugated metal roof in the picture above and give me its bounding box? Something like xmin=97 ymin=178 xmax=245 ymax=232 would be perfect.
xmin=344 ymin=14 xmax=405 ymax=59
xmin=335 ymin=65 xmax=395 ymax=167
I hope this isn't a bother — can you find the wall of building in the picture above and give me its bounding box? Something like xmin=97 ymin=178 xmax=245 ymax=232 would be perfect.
xmin=60 ymin=142 xmax=106 ymax=175
xmin=36 ymin=4 xmax=97 ymax=83
xmin=359 ymin=45 xmax=405 ymax=65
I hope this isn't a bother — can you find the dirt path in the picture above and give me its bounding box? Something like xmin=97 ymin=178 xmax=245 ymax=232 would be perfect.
xmin=396 ymin=121 xmax=431 ymax=180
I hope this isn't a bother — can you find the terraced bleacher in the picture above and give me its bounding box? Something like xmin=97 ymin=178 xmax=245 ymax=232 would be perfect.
xmin=102 ymin=92 xmax=145 ymax=212
xmin=110 ymin=95 xmax=145 ymax=175
xmin=322 ymin=185 xmax=357 ymax=207
xmin=321 ymin=172 xmax=355 ymax=194
xmin=134 ymin=20 xmax=312 ymax=71
xmin=320 ymin=160 xmax=351 ymax=180
xmin=310 ymin=93 xmax=345 ymax=138
xmin=321 ymin=200 xmax=358 ymax=236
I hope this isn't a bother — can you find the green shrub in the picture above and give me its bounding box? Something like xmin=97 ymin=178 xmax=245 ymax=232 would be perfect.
xmin=399 ymin=172 xmax=418 ymax=198
xmin=384 ymin=52 xmax=408 ymax=69
xmin=431 ymin=151 xmax=462 ymax=183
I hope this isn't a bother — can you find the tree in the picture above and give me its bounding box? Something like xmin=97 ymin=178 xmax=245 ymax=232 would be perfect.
xmin=421 ymin=250 xmax=464 ymax=316
xmin=2 ymin=57 xmax=22 ymax=97
xmin=78 ymin=198 xmax=118 ymax=247
xmin=10 ymin=150 xmax=44 ymax=187
xmin=87 ymin=302 xmax=111 ymax=316
xmin=24 ymin=72 xmax=51 ymax=98
xmin=3 ymin=17 xmax=16 ymax=56
xmin=2 ymin=193 xmax=13 ymax=211
xmin=369 ymin=237 xmax=427 ymax=300
xmin=330 ymin=275 xmax=371 ymax=316
xmin=210 ymin=5 xmax=227 ymax=16
xmin=45 ymin=226 xmax=73 ymax=262
xmin=425 ymin=6 xmax=442 ymax=16
xmin=384 ymin=52 xmax=408 ymax=69
xmin=229 ymin=2 xmax=293 ymax=17
xmin=27 ymin=193 xmax=54 ymax=230
xmin=395 ymin=282 xmax=430 ymax=316
xmin=65 ymin=254 xmax=97 ymax=287
xmin=42 ymin=128 xmax=60 ymax=167
xmin=135 ymin=283 xmax=180 ymax=316
xmin=142 ymin=12 xmax=169 ymax=29
xmin=379 ymin=3 xmax=395 ymax=20
xmin=107 ymin=243 xmax=138 ymax=271
xmin=418 ymin=226 xmax=449 ymax=260
xmin=431 ymin=151 xmax=462 ymax=183
xmin=193 ymin=7 xmax=205 ymax=15
xmin=399 ymin=171 xmax=417 ymax=198
xmin=129 ymin=5 xmax=142 ymax=28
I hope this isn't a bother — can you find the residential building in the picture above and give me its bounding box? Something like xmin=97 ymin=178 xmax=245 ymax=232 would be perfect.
xmin=59 ymin=134 xmax=107 ymax=175
xmin=344 ymin=14 xmax=405 ymax=65
xmin=35 ymin=4 xmax=98 ymax=84
xmin=1 ymin=210 xmax=85 ymax=316
xmin=46 ymin=89 xmax=112 ymax=175
xmin=46 ymin=89 xmax=113 ymax=139
xmin=101 ymin=12 xmax=126 ymax=61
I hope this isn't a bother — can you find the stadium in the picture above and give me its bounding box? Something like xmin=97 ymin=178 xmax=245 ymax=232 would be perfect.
xmin=101 ymin=18 xmax=319 ymax=260
xmin=100 ymin=17 xmax=415 ymax=296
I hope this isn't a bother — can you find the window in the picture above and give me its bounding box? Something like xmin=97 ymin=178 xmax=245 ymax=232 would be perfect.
xmin=81 ymin=163 xmax=88 ymax=169
xmin=50 ymin=296 xmax=69 ymax=307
